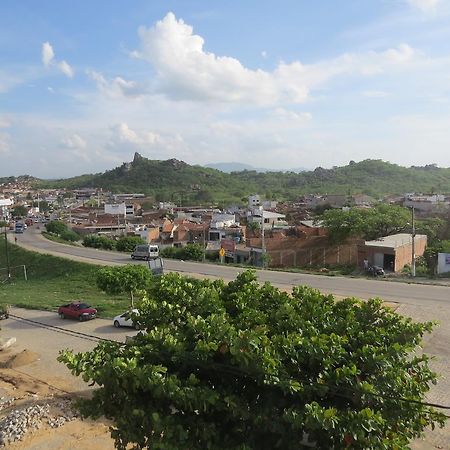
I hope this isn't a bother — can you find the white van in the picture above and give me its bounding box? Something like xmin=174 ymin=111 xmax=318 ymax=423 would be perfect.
xmin=131 ymin=244 xmax=159 ymax=260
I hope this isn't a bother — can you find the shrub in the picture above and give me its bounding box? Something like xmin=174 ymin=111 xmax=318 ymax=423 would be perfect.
xmin=45 ymin=220 xmax=68 ymax=235
xmin=59 ymin=229 xmax=80 ymax=242
xmin=83 ymin=234 xmax=116 ymax=250
xmin=161 ymin=244 xmax=204 ymax=261
xmin=116 ymin=236 xmax=146 ymax=252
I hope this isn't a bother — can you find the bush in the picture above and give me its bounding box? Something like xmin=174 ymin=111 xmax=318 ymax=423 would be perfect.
xmin=59 ymin=229 xmax=80 ymax=242
xmin=182 ymin=243 xmax=204 ymax=261
xmin=45 ymin=220 xmax=68 ymax=235
xmin=83 ymin=234 xmax=116 ymax=250
xmin=160 ymin=244 xmax=204 ymax=261
xmin=116 ymin=236 xmax=146 ymax=252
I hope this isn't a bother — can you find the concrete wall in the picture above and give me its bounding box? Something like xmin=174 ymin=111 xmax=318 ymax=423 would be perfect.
xmin=248 ymin=235 xmax=363 ymax=268
xmin=438 ymin=253 xmax=450 ymax=275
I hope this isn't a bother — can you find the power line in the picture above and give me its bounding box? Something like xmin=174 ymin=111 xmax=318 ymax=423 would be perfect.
xmin=7 ymin=313 xmax=450 ymax=413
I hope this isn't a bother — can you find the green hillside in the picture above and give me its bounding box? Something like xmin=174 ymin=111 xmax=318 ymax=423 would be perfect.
xmin=35 ymin=154 xmax=450 ymax=204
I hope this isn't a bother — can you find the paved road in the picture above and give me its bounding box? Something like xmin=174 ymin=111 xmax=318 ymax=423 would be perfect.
xmin=13 ymin=228 xmax=450 ymax=306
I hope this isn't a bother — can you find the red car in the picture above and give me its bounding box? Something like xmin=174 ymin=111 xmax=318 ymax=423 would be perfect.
xmin=58 ymin=302 xmax=97 ymax=321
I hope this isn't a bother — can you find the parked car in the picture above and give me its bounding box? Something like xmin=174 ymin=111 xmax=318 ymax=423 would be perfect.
xmin=58 ymin=302 xmax=97 ymax=321
xmin=113 ymin=309 xmax=140 ymax=329
xmin=131 ymin=244 xmax=159 ymax=261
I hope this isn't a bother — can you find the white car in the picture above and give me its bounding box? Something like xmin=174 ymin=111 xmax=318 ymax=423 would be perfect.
xmin=113 ymin=309 xmax=140 ymax=329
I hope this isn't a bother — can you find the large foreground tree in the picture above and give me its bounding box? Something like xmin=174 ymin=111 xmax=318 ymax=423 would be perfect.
xmin=59 ymin=271 xmax=445 ymax=449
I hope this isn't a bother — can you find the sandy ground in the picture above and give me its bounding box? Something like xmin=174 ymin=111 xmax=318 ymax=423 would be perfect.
xmin=0 ymin=350 xmax=116 ymax=449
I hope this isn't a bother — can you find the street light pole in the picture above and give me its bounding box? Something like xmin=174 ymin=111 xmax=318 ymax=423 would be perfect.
xmin=411 ymin=206 xmax=416 ymax=277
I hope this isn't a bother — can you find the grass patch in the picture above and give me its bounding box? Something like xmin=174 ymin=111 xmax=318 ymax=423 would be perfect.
xmin=0 ymin=237 xmax=131 ymax=318
xmin=41 ymin=231 xmax=80 ymax=246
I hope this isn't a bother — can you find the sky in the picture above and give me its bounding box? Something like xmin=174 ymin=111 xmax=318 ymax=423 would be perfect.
xmin=1 ymin=0 xmax=450 ymax=178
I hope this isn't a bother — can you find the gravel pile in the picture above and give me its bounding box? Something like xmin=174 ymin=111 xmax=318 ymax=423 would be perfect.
xmin=0 ymin=398 xmax=78 ymax=446
xmin=0 ymin=397 xmax=15 ymax=412
xmin=0 ymin=404 xmax=49 ymax=447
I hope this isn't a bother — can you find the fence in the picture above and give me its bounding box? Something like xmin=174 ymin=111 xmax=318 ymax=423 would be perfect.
xmin=0 ymin=265 xmax=28 ymax=282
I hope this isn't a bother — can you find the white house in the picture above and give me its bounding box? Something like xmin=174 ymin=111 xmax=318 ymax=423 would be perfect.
xmin=210 ymin=213 xmax=236 ymax=229
xmin=248 ymin=208 xmax=287 ymax=230
xmin=0 ymin=198 xmax=13 ymax=220
xmin=104 ymin=203 xmax=134 ymax=217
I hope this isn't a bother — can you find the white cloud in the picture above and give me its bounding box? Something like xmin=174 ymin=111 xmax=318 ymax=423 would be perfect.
xmin=41 ymin=41 xmax=74 ymax=78
xmin=272 ymin=108 xmax=312 ymax=122
xmin=261 ymin=50 xmax=268 ymax=58
xmin=406 ymin=0 xmax=441 ymax=13
xmin=361 ymin=90 xmax=390 ymax=98
xmin=61 ymin=133 xmax=86 ymax=149
xmin=132 ymin=13 xmax=419 ymax=106
xmin=108 ymin=123 xmax=185 ymax=158
xmin=0 ymin=132 xmax=11 ymax=154
xmin=87 ymin=70 xmax=146 ymax=98
xmin=0 ymin=117 xmax=11 ymax=129
xmin=42 ymin=42 xmax=54 ymax=66
xmin=58 ymin=60 xmax=74 ymax=78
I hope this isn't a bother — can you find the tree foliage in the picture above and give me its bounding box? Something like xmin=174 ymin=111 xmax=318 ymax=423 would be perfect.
xmin=82 ymin=234 xmax=116 ymax=250
xmin=96 ymin=264 xmax=153 ymax=306
xmin=45 ymin=220 xmax=80 ymax=242
xmin=319 ymin=205 xmax=411 ymax=243
xmin=12 ymin=205 xmax=28 ymax=217
xmin=59 ymin=271 xmax=445 ymax=449
xmin=45 ymin=220 xmax=68 ymax=235
xmin=115 ymin=236 xmax=146 ymax=252
xmin=161 ymin=244 xmax=204 ymax=261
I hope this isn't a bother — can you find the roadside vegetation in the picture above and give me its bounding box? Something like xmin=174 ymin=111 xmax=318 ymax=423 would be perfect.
xmin=0 ymin=237 xmax=129 ymax=317
xmin=82 ymin=234 xmax=145 ymax=252
xmin=43 ymin=220 xmax=81 ymax=244
xmin=160 ymin=243 xmax=205 ymax=262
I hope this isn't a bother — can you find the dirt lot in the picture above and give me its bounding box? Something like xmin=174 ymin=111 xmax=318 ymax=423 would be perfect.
xmin=0 ymin=308 xmax=132 ymax=449
xmin=0 ymin=351 xmax=115 ymax=449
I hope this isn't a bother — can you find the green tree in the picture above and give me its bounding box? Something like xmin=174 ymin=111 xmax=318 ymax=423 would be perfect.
xmin=96 ymin=264 xmax=153 ymax=307
xmin=59 ymin=271 xmax=445 ymax=450
xmin=319 ymin=205 xmax=410 ymax=243
xmin=45 ymin=220 xmax=68 ymax=235
xmin=12 ymin=205 xmax=28 ymax=217
xmin=182 ymin=243 xmax=204 ymax=261
xmin=116 ymin=236 xmax=146 ymax=252
xmin=83 ymin=234 xmax=116 ymax=250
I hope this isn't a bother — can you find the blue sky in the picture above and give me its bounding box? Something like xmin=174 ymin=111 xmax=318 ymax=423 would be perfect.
xmin=1 ymin=0 xmax=450 ymax=177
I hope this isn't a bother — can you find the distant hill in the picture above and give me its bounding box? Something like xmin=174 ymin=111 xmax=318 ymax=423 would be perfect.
xmin=206 ymin=162 xmax=308 ymax=173
xmin=33 ymin=154 xmax=450 ymax=204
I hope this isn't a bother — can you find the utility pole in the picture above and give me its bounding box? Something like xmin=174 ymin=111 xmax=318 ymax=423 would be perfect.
xmin=203 ymin=224 xmax=206 ymax=262
xmin=3 ymin=226 xmax=11 ymax=282
xmin=411 ymin=206 xmax=416 ymax=277
xmin=261 ymin=210 xmax=265 ymax=268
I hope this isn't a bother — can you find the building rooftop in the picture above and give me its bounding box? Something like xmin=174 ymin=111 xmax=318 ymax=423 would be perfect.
xmin=365 ymin=233 xmax=427 ymax=249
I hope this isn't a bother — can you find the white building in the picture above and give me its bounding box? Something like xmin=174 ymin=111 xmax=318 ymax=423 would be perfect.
xmin=438 ymin=253 xmax=450 ymax=275
xmin=104 ymin=203 xmax=134 ymax=217
xmin=0 ymin=198 xmax=13 ymax=220
xmin=210 ymin=213 xmax=236 ymax=229
xmin=248 ymin=208 xmax=287 ymax=230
